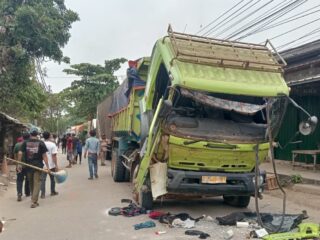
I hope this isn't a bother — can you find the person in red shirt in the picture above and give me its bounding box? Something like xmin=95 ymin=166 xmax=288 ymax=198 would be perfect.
xmin=66 ymin=133 xmax=73 ymax=168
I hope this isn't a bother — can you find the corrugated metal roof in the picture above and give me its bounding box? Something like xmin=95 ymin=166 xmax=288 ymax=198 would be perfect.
xmin=280 ymin=39 xmax=320 ymax=63
xmin=0 ymin=112 xmax=26 ymax=128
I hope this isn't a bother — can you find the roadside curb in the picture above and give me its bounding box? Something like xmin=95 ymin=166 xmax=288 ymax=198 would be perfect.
xmin=290 ymin=183 xmax=320 ymax=196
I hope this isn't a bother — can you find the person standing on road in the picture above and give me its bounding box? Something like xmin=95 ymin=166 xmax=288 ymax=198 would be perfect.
xmin=14 ymin=133 xmax=30 ymax=201
xmin=61 ymin=135 xmax=67 ymax=154
xmin=19 ymin=128 xmax=49 ymax=208
xmin=72 ymin=134 xmax=79 ymax=164
xmin=84 ymin=130 xmax=100 ymax=180
xmin=66 ymin=133 xmax=73 ymax=168
xmin=99 ymin=134 xmax=108 ymax=166
xmin=76 ymin=140 xmax=82 ymax=164
xmin=40 ymin=131 xmax=59 ymax=198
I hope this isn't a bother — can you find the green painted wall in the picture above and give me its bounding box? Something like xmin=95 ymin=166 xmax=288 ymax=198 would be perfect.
xmin=275 ymin=95 xmax=320 ymax=163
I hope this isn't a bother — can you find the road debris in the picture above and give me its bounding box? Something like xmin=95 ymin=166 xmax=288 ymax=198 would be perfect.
xmin=108 ymin=201 xmax=147 ymax=217
xmin=222 ymin=229 xmax=234 ymax=240
xmin=216 ymin=211 xmax=307 ymax=232
xmin=185 ymin=230 xmax=210 ymax=239
xmin=172 ymin=218 xmax=195 ymax=228
xmin=149 ymin=211 xmax=167 ymax=220
xmin=133 ymin=220 xmax=156 ymax=230
xmin=155 ymin=230 xmax=166 ymax=235
xmin=254 ymin=228 xmax=269 ymax=238
xmin=236 ymin=221 xmax=249 ymax=228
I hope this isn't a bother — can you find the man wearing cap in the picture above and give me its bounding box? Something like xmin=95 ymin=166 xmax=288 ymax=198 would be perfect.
xmin=19 ymin=127 xmax=49 ymax=208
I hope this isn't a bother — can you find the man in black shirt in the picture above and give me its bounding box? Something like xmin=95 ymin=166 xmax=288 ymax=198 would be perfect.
xmin=19 ymin=127 xmax=49 ymax=208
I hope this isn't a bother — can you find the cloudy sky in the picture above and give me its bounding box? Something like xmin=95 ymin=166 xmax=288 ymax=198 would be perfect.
xmin=45 ymin=0 xmax=320 ymax=92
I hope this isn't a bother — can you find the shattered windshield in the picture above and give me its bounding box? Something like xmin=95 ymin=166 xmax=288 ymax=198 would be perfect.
xmin=164 ymin=88 xmax=287 ymax=143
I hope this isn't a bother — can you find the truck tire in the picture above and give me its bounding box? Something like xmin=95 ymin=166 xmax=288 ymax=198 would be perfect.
xmin=111 ymin=148 xmax=125 ymax=182
xmin=223 ymin=195 xmax=251 ymax=208
xmin=124 ymin=169 xmax=130 ymax=182
xmin=139 ymin=187 xmax=153 ymax=210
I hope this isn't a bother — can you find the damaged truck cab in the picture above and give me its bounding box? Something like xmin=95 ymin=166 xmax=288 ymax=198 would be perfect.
xmin=110 ymin=27 xmax=289 ymax=209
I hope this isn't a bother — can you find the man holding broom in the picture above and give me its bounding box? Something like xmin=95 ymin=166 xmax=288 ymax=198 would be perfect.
xmin=19 ymin=127 xmax=49 ymax=208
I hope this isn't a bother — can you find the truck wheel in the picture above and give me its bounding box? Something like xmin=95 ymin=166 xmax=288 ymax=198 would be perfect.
xmin=124 ymin=169 xmax=130 ymax=182
xmin=139 ymin=187 xmax=153 ymax=210
xmin=223 ymin=195 xmax=251 ymax=208
xmin=111 ymin=148 xmax=125 ymax=182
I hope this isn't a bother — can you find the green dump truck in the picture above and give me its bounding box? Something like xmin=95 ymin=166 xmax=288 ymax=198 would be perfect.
xmin=104 ymin=26 xmax=291 ymax=209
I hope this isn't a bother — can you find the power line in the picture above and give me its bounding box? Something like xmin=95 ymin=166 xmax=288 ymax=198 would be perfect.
xmin=206 ymin=0 xmax=262 ymax=37
xmin=283 ymin=34 xmax=320 ymax=50
xmin=235 ymin=0 xmax=308 ymax=40
xmin=201 ymin=0 xmax=255 ymax=37
xmin=195 ymin=0 xmax=245 ymax=35
xmin=214 ymin=0 xmax=274 ymax=38
xmin=225 ymin=0 xmax=291 ymax=39
xmin=230 ymin=0 xmax=306 ymax=40
xmin=277 ymin=27 xmax=320 ymax=50
xmin=267 ymin=17 xmax=320 ymax=42
xmin=257 ymin=4 xmax=320 ymax=33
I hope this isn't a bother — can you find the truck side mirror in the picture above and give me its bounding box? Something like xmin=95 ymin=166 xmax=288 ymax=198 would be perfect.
xmin=158 ymin=100 xmax=172 ymax=118
xmin=299 ymin=116 xmax=318 ymax=135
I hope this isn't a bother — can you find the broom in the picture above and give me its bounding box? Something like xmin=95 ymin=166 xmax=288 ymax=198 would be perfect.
xmin=5 ymin=156 xmax=68 ymax=184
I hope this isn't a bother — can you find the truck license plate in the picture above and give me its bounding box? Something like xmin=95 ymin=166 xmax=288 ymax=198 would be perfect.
xmin=202 ymin=176 xmax=227 ymax=184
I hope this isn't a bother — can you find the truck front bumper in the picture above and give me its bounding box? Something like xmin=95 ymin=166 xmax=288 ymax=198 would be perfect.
xmin=167 ymin=168 xmax=265 ymax=196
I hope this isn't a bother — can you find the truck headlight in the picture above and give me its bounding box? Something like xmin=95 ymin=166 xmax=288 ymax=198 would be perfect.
xmin=252 ymin=175 xmax=264 ymax=186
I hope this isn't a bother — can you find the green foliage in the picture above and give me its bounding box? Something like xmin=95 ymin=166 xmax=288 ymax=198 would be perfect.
xmin=62 ymin=58 xmax=127 ymax=120
xmin=1 ymin=79 xmax=47 ymax=121
xmin=0 ymin=0 xmax=78 ymax=121
xmin=290 ymin=174 xmax=303 ymax=184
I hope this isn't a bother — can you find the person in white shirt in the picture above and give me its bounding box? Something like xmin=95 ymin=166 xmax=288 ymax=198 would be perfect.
xmin=40 ymin=131 xmax=59 ymax=198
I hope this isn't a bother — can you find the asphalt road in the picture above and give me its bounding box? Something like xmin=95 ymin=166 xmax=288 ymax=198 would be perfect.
xmin=1 ymin=153 xmax=319 ymax=240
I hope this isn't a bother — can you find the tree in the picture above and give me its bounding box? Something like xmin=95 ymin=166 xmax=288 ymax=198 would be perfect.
xmin=63 ymin=58 xmax=126 ymax=120
xmin=0 ymin=0 xmax=79 ymax=120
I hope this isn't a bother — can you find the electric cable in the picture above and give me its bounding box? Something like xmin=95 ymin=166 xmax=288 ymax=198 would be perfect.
xmin=236 ymin=0 xmax=308 ymax=41
xmin=201 ymin=0 xmax=255 ymax=37
xmin=234 ymin=0 xmax=307 ymax=40
xmin=225 ymin=0 xmax=291 ymax=39
xmin=255 ymin=5 xmax=320 ymax=34
xmin=276 ymin=27 xmax=320 ymax=50
xmin=266 ymin=17 xmax=320 ymax=42
xmin=254 ymin=99 xmax=287 ymax=233
xmin=284 ymin=34 xmax=320 ymax=50
xmin=195 ymin=0 xmax=245 ymax=35
xmin=215 ymin=0 xmax=274 ymax=38
xmin=207 ymin=0 xmax=262 ymax=37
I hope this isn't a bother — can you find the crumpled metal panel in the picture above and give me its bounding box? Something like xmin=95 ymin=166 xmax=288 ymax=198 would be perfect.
xmin=181 ymin=88 xmax=266 ymax=115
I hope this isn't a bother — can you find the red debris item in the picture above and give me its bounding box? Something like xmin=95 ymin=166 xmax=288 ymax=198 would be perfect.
xmin=128 ymin=60 xmax=138 ymax=68
xmin=149 ymin=211 xmax=167 ymax=220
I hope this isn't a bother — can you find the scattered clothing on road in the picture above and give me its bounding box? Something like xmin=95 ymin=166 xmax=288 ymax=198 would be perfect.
xmin=185 ymin=230 xmax=210 ymax=239
xmin=133 ymin=221 xmax=156 ymax=230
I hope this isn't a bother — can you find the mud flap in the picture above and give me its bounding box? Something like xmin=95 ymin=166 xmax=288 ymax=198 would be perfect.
xmin=150 ymin=162 xmax=168 ymax=199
